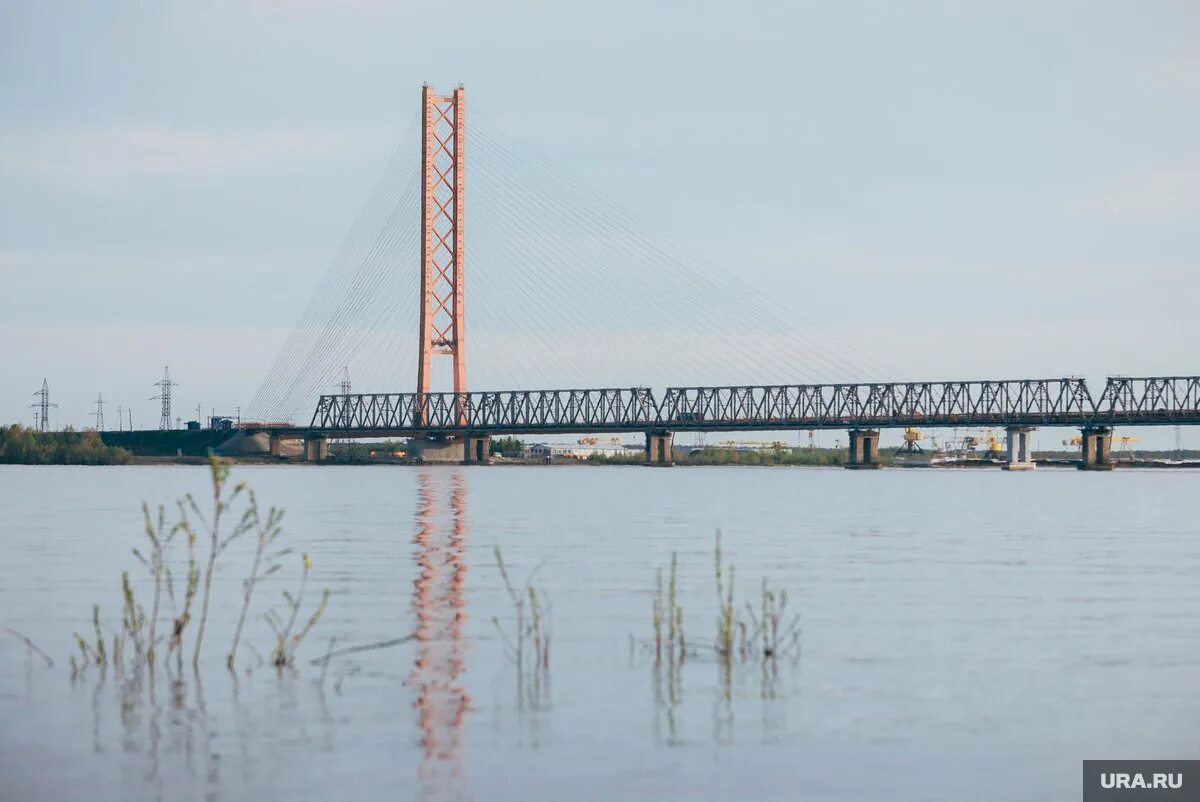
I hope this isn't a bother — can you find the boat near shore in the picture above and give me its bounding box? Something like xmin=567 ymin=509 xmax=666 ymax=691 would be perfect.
xmin=893 ymin=428 xmax=1007 ymax=468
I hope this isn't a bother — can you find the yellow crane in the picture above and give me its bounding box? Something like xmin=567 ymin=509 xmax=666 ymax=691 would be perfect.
xmin=1062 ymin=435 xmax=1138 ymax=450
xmin=896 ymin=427 xmax=923 ymax=453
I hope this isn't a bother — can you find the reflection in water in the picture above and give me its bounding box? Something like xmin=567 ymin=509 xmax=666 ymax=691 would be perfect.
xmin=650 ymin=651 xmax=799 ymax=748
xmin=411 ymin=470 xmax=473 ymax=802
xmin=652 ymin=646 xmax=682 ymax=745
xmin=713 ymin=660 xmax=733 ymax=744
xmin=72 ymin=663 xmax=211 ymax=799
xmin=65 ymin=649 xmax=343 ymax=800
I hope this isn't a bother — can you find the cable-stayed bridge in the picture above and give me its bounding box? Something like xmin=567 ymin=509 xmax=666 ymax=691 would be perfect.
xmin=244 ymin=85 xmax=1199 ymax=469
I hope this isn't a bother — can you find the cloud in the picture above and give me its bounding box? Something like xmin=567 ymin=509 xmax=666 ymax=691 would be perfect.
xmin=0 ymin=124 xmax=378 ymax=191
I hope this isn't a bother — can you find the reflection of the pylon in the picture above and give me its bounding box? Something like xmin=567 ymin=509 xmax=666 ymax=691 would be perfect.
xmin=412 ymin=470 xmax=472 ymax=802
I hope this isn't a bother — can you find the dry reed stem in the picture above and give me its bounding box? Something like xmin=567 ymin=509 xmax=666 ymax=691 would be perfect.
xmin=4 ymin=628 xmax=54 ymax=668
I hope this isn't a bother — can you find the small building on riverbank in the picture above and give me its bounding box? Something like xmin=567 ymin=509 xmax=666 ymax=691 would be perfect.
xmin=525 ymin=439 xmax=638 ymax=460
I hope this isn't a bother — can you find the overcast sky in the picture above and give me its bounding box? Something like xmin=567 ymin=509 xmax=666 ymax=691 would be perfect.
xmin=1 ymin=1 xmax=1196 ymax=445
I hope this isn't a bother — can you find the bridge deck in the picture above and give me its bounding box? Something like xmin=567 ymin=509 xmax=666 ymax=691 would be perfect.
xmin=269 ymin=376 xmax=1200 ymax=438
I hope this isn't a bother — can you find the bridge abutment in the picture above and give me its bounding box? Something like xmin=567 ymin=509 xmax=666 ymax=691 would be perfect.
xmin=1002 ymin=426 xmax=1036 ymax=471
xmin=645 ymin=431 xmax=674 ymax=466
xmin=1079 ymin=426 xmax=1114 ymax=471
xmin=845 ymin=429 xmax=881 ymax=469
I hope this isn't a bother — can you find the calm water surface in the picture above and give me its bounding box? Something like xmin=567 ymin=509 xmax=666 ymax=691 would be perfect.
xmin=1 ymin=465 xmax=1198 ymax=801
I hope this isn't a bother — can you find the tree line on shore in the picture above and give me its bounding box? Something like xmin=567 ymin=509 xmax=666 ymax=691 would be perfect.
xmin=0 ymin=425 xmax=132 ymax=465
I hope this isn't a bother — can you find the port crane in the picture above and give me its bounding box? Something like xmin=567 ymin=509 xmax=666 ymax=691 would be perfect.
xmin=1063 ymin=434 xmax=1138 ymax=452
xmin=896 ymin=427 xmax=923 ymax=453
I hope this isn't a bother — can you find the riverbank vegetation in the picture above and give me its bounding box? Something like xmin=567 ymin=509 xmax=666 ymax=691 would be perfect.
xmin=490 ymin=436 xmax=526 ymax=457
xmin=586 ymin=450 xmax=644 ymax=464
xmin=0 ymin=424 xmax=132 ymax=465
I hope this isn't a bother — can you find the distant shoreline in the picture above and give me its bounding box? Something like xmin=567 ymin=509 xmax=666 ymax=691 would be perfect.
xmin=84 ymin=455 xmax=1200 ymax=469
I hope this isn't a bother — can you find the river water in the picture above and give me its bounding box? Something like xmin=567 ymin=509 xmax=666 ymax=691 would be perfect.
xmin=0 ymin=464 xmax=1197 ymax=801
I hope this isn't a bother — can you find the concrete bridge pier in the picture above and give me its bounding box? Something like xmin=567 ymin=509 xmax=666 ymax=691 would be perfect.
xmin=409 ymin=436 xmax=465 ymax=464
xmin=1002 ymin=426 xmax=1036 ymax=471
xmin=268 ymin=434 xmax=288 ymax=457
xmin=645 ymin=431 xmax=674 ymax=466
xmin=462 ymin=435 xmax=491 ymax=464
xmin=845 ymin=429 xmax=881 ymax=469
xmin=304 ymin=434 xmax=329 ymax=463
xmin=1079 ymin=426 xmax=1114 ymax=471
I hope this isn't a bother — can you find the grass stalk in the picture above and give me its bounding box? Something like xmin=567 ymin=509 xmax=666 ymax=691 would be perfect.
xmin=269 ymin=554 xmax=330 ymax=667
xmin=191 ymin=458 xmax=225 ymax=669
xmin=91 ymin=604 xmax=106 ymax=666
xmin=5 ymin=628 xmax=54 ymax=668
xmin=228 ymin=493 xmax=286 ymax=670
xmin=653 ymin=567 xmax=663 ymax=663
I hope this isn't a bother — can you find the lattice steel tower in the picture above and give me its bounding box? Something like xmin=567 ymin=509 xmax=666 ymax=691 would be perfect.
xmin=91 ymin=392 xmax=106 ymax=431
xmin=30 ymin=378 xmax=57 ymax=432
xmin=151 ymin=367 xmax=177 ymax=431
xmin=416 ymin=83 xmax=467 ymax=424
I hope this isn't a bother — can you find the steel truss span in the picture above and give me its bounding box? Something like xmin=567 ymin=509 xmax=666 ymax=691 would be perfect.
xmin=303 ymin=376 xmax=1200 ymax=436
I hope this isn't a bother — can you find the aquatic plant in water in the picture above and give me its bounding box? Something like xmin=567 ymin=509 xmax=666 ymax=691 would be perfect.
xmin=492 ymin=546 xmax=552 ymax=708
xmin=228 ymin=491 xmax=291 ymax=669
xmin=62 ymin=454 xmax=330 ymax=678
xmin=266 ymin=553 xmax=330 ymax=668
xmin=645 ymin=531 xmax=802 ymax=666
xmin=180 ymin=456 xmax=255 ymax=668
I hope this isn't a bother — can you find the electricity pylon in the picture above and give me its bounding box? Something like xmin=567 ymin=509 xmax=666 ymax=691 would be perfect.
xmin=29 ymin=379 xmax=57 ymax=432
xmin=91 ymin=392 xmax=107 ymax=431
xmin=151 ymin=367 xmax=177 ymax=430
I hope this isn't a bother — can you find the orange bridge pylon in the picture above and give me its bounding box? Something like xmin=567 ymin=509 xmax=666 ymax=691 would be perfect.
xmin=417 ymin=83 xmax=468 ymax=425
